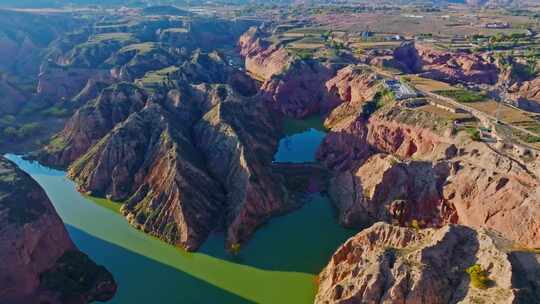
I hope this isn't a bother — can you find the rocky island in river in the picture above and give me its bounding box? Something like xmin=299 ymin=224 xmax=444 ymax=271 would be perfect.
xmin=0 ymin=1 xmax=539 ymax=303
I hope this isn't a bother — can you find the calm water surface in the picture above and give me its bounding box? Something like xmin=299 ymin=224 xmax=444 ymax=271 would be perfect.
xmin=5 ymin=117 xmax=353 ymax=304
xmin=274 ymin=116 xmax=327 ymax=163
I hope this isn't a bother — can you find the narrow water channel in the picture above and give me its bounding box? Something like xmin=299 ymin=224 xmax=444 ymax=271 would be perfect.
xmin=6 ymin=117 xmax=354 ymax=304
xmin=274 ymin=116 xmax=327 ymax=163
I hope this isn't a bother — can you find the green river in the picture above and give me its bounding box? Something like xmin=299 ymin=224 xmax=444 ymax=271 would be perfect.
xmin=5 ymin=117 xmax=355 ymax=304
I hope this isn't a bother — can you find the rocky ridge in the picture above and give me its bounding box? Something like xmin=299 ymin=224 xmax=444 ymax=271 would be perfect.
xmin=315 ymin=222 xmax=540 ymax=304
xmin=37 ymin=45 xmax=293 ymax=250
xmin=364 ymin=42 xmax=500 ymax=86
xmin=239 ymin=27 xmax=340 ymax=118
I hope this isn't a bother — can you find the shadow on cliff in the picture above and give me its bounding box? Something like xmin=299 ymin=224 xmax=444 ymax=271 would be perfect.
xmin=198 ymin=194 xmax=356 ymax=275
xmin=446 ymin=226 xmax=479 ymax=303
xmin=509 ymin=251 xmax=540 ymax=303
xmin=65 ymin=225 xmax=256 ymax=304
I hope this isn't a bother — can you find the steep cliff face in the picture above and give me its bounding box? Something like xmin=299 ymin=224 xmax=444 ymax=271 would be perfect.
xmin=328 ymin=154 xmax=457 ymax=229
xmin=0 ymin=157 xmax=116 ymax=304
xmin=238 ymin=27 xmax=291 ymax=81
xmin=392 ymin=41 xmax=423 ymax=73
xmin=442 ymin=143 xmax=540 ymax=248
xmin=509 ymin=77 xmax=540 ymax=112
xmin=323 ymin=66 xmax=381 ymax=131
xmin=38 ymin=83 xmax=148 ymax=168
xmin=320 ymin=107 xmax=540 ymax=248
xmin=316 ymin=222 xmax=538 ymax=304
xmin=194 ymin=99 xmax=286 ymax=245
xmin=319 ymin=102 xmax=451 ymax=171
xmin=259 ymin=59 xmax=339 ymax=118
xmin=317 ymin=64 xmax=540 ymax=249
xmin=37 ymin=63 xmax=113 ymax=102
xmin=67 ymin=103 xmax=226 ymax=251
xmin=239 ymin=27 xmax=339 ymax=118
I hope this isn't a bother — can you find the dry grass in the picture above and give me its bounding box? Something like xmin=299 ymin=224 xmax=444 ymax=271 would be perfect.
xmin=350 ymin=41 xmax=402 ymax=49
xmin=417 ymin=104 xmax=474 ymax=121
xmin=407 ymin=75 xmax=457 ymax=92
xmin=287 ymin=42 xmax=325 ymax=49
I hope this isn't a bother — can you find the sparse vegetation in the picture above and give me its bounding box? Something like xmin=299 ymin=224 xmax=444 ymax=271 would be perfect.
xmin=465 ymin=127 xmax=482 ymax=141
xmin=435 ymin=90 xmax=487 ymax=103
xmin=466 ymin=264 xmax=491 ymax=290
xmin=228 ymin=243 xmax=241 ymax=256
xmin=3 ymin=122 xmax=42 ymax=141
xmin=410 ymin=219 xmax=421 ymax=231
xmin=361 ymin=87 xmax=394 ymax=119
xmin=524 ymin=135 xmax=540 ymax=143
xmin=41 ymin=106 xmax=70 ymax=118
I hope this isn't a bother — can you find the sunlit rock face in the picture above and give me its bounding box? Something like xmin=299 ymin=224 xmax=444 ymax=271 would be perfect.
xmin=316 ymin=222 xmax=540 ymax=304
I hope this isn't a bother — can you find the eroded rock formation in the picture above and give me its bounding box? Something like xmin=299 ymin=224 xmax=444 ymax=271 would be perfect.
xmin=509 ymin=77 xmax=540 ymax=112
xmin=38 ymin=83 xmax=148 ymax=168
xmin=388 ymin=42 xmax=500 ymax=85
xmin=316 ymin=222 xmax=539 ymax=304
xmin=194 ymin=99 xmax=286 ymax=245
xmin=0 ymin=156 xmax=116 ymax=304
xmin=239 ymin=27 xmax=340 ymax=118
xmin=317 ymin=67 xmax=540 ymax=249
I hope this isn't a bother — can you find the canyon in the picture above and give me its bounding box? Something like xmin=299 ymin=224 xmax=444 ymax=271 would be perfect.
xmin=0 ymin=4 xmax=539 ymax=304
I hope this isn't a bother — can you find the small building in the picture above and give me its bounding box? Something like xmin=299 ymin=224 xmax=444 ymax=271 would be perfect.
xmin=384 ymin=80 xmax=419 ymax=100
xmin=484 ymin=22 xmax=510 ymax=29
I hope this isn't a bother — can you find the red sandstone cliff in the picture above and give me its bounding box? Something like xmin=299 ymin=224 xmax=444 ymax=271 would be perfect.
xmin=0 ymin=157 xmax=116 ymax=304
xmin=239 ymin=27 xmax=340 ymax=118
xmin=317 ymin=66 xmax=540 ymax=249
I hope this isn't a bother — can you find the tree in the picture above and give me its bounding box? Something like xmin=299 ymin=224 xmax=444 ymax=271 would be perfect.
xmin=3 ymin=126 xmax=18 ymax=139
xmin=228 ymin=243 xmax=241 ymax=256
xmin=466 ymin=264 xmax=491 ymax=289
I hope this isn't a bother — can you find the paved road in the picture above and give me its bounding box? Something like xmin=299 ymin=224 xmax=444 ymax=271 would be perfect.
xmin=368 ymin=65 xmax=540 ymax=140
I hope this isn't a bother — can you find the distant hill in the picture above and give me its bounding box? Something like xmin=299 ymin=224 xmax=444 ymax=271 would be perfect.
xmin=142 ymin=5 xmax=192 ymax=16
xmin=0 ymin=0 xmax=148 ymax=8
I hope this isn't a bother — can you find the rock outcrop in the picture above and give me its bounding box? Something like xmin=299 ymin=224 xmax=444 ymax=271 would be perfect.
xmin=194 ymin=98 xmax=286 ymax=245
xmin=238 ymin=27 xmax=291 ymax=81
xmin=239 ymin=27 xmax=340 ymax=118
xmin=328 ymin=154 xmax=457 ymax=229
xmin=416 ymin=44 xmax=499 ymax=85
xmin=388 ymin=42 xmax=499 ymax=85
xmin=69 ymin=103 xmax=227 ymax=251
xmin=509 ymin=77 xmax=540 ymax=112
xmin=323 ymin=66 xmax=381 ymax=131
xmin=315 ymin=222 xmax=539 ymax=304
xmin=37 ymin=63 xmax=112 ymax=102
xmin=258 ymin=59 xmax=340 ymax=118
xmin=0 ymin=156 xmax=116 ymax=304
xmin=38 ymin=83 xmax=148 ymax=168
xmin=317 ymin=66 xmax=540 ymax=249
